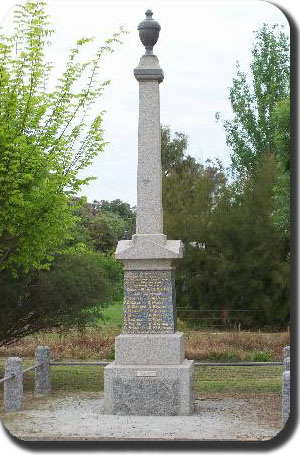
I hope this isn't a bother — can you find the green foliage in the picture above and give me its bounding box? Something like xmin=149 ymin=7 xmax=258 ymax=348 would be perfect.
xmin=66 ymin=197 xmax=136 ymax=254
xmin=162 ymin=126 xmax=226 ymax=244
xmin=95 ymin=199 xmax=136 ymax=222
xmin=216 ymin=24 xmax=289 ymax=175
xmin=161 ymin=125 xmax=188 ymax=176
xmin=271 ymin=97 xmax=290 ymax=170
xmin=213 ymin=22 xmax=290 ymax=305
xmin=217 ymin=23 xmax=290 ymax=254
xmin=168 ymin=24 xmax=290 ymax=324
xmin=92 ymin=199 xmax=136 ymax=241
xmin=91 ymin=254 xmax=123 ymax=302
xmin=208 ymin=349 xmax=238 ymax=362
xmin=89 ymin=211 xmax=125 ymax=253
xmin=106 ymin=345 xmax=115 ymax=360
xmin=96 ymin=301 xmax=123 ymax=329
xmin=162 ymin=127 xmax=289 ymax=329
xmin=0 ymin=1 xmax=124 ymax=273
xmin=176 ymin=318 xmax=189 ymax=333
xmin=0 ymin=251 xmax=122 ymax=346
xmin=271 ymin=97 xmax=290 ymax=242
xmin=247 ymin=351 xmax=273 ymax=362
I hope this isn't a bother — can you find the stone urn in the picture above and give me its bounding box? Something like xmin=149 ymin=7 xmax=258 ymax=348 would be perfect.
xmin=137 ymin=9 xmax=161 ymax=54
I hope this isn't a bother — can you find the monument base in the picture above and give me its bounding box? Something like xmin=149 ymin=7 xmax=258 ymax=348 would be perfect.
xmin=104 ymin=359 xmax=194 ymax=415
xmin=115 ymin=332 xmax=185 ymax=365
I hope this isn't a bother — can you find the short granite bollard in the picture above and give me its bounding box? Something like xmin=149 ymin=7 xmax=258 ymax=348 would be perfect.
xmin=4 ymin=357 xmax=23 ymax=412
xmin=282 ymin=345 xmax=290 ymax=425
xmin=283 ymin=346 xmax=290 ymax=371
xmin=35 ymin=346 xmax=51 ymax=396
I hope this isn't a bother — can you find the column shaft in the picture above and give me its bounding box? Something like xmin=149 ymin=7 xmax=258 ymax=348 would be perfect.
xmin=136 ymin=80 xmax=163 ymax=234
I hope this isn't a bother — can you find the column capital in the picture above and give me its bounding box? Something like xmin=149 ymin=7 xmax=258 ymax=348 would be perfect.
xmin=134 ymin=68 xmax=164 ymax=82
xmin=134 ymin=54 xmax=164 ymax=83
xmin=115 ymin=237 xmax=183 ymax=260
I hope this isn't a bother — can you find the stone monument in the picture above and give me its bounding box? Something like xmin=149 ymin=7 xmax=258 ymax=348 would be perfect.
xmin=104 ymin=9 xmax=194 ymax=416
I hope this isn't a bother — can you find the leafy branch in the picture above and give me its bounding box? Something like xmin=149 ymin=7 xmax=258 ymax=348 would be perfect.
xmin=0 ymin=1 xmax=126 ymax=273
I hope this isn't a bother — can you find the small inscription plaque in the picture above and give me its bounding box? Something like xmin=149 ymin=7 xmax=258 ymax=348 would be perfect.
xmin=137 ymin=370 xmax=157 ymax=377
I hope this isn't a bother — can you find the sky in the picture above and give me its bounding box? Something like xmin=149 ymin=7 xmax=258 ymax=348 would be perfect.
xmin=0 ymin=0 xmax=290 ymax=206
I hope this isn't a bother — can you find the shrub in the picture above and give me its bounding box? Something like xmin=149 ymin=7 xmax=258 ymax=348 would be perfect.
xmin=247 ymin=350 xmax=274 ymax=362
xmin=0 ymin=252 xmax=122 ymax=346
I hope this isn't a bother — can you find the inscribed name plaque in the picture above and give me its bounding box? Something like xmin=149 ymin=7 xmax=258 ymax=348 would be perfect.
xmin=123 ymin=270 xmax=177 ymax=333
xmin=136 ymin=370 xmax=157 ymax=377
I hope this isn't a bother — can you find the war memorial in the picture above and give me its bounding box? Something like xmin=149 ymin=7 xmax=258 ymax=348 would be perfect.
xmin=104 ymin=10 xmax=194 ymax=416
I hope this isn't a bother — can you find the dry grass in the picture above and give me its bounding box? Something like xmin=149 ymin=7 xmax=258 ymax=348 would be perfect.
xmin=185 ymin=330 xmax=289 ymax=361
xmin=0 ymin=328 xmax=119 ymax=361
xmin=0 ymin=328 xmax=289 ymax=362
xmin=0 ymin=329 xmax=287 ymax=411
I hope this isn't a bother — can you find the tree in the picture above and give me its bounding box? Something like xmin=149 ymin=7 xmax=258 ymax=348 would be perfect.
xmin=92 ymin=199 xmax=136 ymax=239
xmin=204 ymin=154 xmax=289 ymax=328
xmin=162 ymin=127 xmax=226 ymax=309
xmin=161 ymin=125 xmax=188 ymax=176
xmin=66 ymin=197 xmax=136 ymax=253
xmin=0 ymin=1 xmax=124 ymax=273
xmin=89 ymin=211 xmax=125 ymax=253
xmin=216 ymin=24 xmax=289 ymax=175
xmin=271 ymin=97 xmax=290 ymax=243
xmin=162 ymin=126 xmax=226 ymax=243
xmin=0 ymin=252 xmax=123 ymax=346
xmin=162 ymin=127 xmax=289 ymax=329
xmin=212 ymin=23 xmax=290 ymax=323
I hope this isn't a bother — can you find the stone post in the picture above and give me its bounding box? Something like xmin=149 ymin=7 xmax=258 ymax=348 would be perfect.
xmin=282 ymin=345 xmax=290 ymax=425
xmin=104 ymin=10 xmax=194 ymax=416
xmin=283 ymin=345 xmax=290 ymax=370
xmin=4 ymin=357 xmax=23 ymax=412
xmin=35 ymin=346 xmax=51 ymax=396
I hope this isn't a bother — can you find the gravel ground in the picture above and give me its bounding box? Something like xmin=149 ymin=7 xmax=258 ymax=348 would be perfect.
xmin=1 ymin=392 xmax=284 ymax=441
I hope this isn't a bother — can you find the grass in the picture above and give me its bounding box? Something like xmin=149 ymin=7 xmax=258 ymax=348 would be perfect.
xmin=0 ymin=327 xmax=118 ymax=361
xmin=185 ymin=330 xmax=289 ymax=362
xmin=0 ymin=359 xmax=283 ymax=415
xmin=96 ymin=301 xmax=123 ymax=329
xmin=194 ymin=365 xmax=283 ymax=395
xmin=0 ymin=300 xmax=288 ymax=412
xmin=0 ymin=359 xmax=103 ymax=415
xmin=0 ymin=298 xmax=289 ymax=361
xmin=0 ymin=327 xmax=289 ymax=362
xmin=0 ymin=360 xmax=103 ymax=394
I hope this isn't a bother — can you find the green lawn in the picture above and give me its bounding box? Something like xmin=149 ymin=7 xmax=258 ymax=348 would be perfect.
xmin=97 ymin=300 xmax=123 ymax=329
xmin=0 ymin=305 xmax=286 ymax=409
xmin=194 ymin=365 xmax=283 ymax=394
xmin=0 ymin=360 xmax=103 ymax=414
xmin=0 ymin=359 xmax=283 ymax=407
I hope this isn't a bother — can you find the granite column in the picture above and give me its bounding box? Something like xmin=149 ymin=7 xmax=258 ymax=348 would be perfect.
xmin=104 ymin=10 xmax=194 ymax=416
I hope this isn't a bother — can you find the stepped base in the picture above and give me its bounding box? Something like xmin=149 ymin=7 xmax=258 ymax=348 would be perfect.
xmin=115 ymin=332 xmax=185 ymax=365
xmin=104 ymin=359 xmax=194 ymax=416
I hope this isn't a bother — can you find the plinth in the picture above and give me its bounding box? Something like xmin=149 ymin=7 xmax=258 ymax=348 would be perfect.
xmin=104 ymin=238 xmax=194 ymax=415
xmin=104 ymin=10 xmax=194 ymax=416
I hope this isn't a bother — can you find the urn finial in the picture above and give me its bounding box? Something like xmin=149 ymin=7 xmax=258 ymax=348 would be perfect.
xmin=137 ymin=9 xmax=161 ymax=55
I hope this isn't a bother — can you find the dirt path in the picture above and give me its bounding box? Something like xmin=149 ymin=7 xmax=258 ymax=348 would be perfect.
xmin=1 ymin=392 xmax=284 ymax=441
